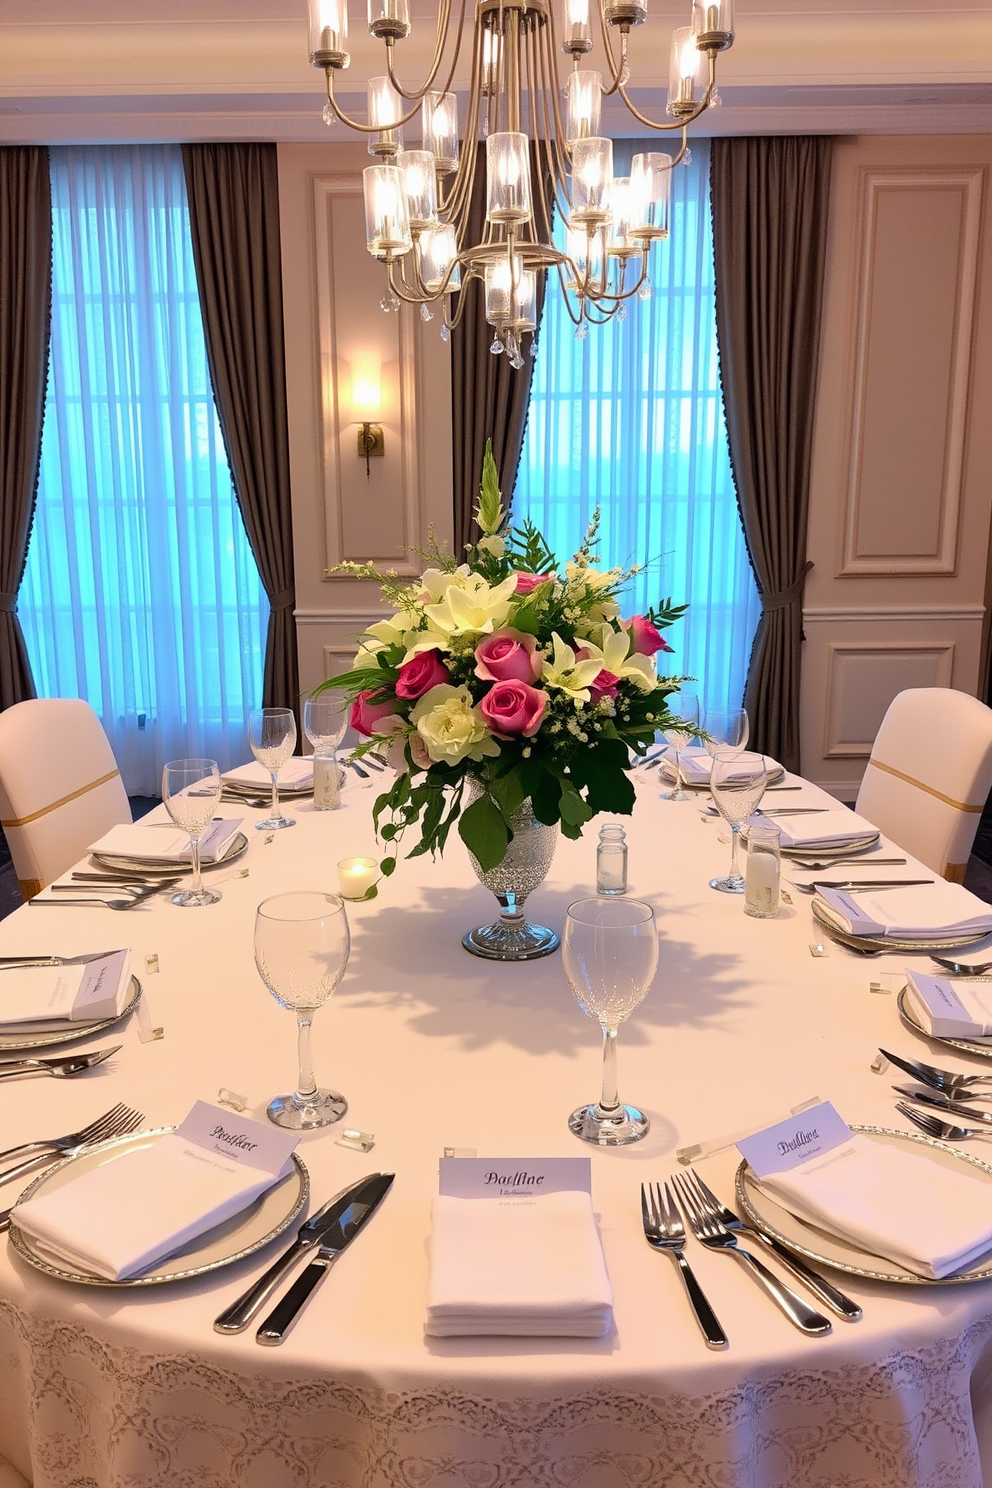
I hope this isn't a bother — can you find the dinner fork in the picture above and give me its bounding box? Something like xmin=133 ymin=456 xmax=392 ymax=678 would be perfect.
xmin=640 ymin=1182 xmax=728 ymax=1348
xmin=0 ymin=1045 xmax=121 ymax=1082
xmin=880 ymin=1047 xmax=992 ymax=1095
xmin=29 ymin=884 xmax=169 ymax=911
xmin=672 ymin=1172 xmax=832 ymax=1335
xmin=0 ymin=1101 xmax=144 ymax=1176
xmin=684 ymin=1172 xmax=862 ymax=1320
xmin=896 ymin=1102 xmax=992 ymax=1144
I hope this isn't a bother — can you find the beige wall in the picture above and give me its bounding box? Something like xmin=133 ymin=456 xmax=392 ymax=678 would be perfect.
xmin=277 ymin=141 xmax=453 ymax=699
xmin=801 ymin=134 xmax=992 ymax=796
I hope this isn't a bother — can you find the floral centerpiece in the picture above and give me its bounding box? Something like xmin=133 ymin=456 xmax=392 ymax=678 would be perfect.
xmin=319 ymin=443 xmax=687 ymax=880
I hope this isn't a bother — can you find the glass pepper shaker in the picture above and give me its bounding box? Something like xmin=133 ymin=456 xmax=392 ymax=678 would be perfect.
xmin=597 ymin=824 xmax=628 ymax=895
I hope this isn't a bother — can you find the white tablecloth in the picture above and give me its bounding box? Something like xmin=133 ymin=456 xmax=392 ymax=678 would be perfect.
xmin=2 ymin=771 xmax=992 ymax=1488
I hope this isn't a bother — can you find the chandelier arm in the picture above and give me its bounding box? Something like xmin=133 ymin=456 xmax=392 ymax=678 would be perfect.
xmin=385 ymin=259 xmax=447 ymax=304
xmin=323 ymin=70 xmax=423 ymax=133
xmin=596 ymin=4 xmax=626 ymax=95
xmin=536 ymin=21 xmax=573 ymax=220
xmin=442 ymin=272 xmax=479 ymax=330
xmin=383 ymin=0 xmax=467 ymax=103
xmin=614 ymin=52 xmax=720 ymax=132
xmin=585 ymin=251 xmax=651 ymax=305
xmin=437 ymin=22 xmax=486 ymax=232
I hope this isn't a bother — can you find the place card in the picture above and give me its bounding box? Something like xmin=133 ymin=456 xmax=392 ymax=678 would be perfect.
xmin=175 ymin=1100 xmax=298 ymax=1174
xmin=737 ymin=1100 xmax=852 ymax=1178
xmin=438 ymin=1156 xmax=591 ymax=1199
xmin=904 ymin=969 xmax=992 ymax=1038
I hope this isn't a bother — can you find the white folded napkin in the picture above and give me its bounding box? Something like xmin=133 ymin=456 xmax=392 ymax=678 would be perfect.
xmin=814 ymin=881 xmax=992 ymax=940
xmin=662 ymin=747 xmax=782 ymax=785
xmin=903 ymin=969 xmax=992 ymax=1038
xmin=13 ymin=1128 xmax=295 ymax=1281
xmin=751 ymin=1133 xmax=992 ymax=1279
xmin=0 ymin=950 xmax=131 ymax=1032
xmin=771 ymin=809 xmax=878 ymax=850
xmin=87 ymin=818 xmax=242 ymax=864
xmin=222 ymin=758 xmax=314 ymax=789
xmin=425 ymin=1192 xmax=613 ymax=1337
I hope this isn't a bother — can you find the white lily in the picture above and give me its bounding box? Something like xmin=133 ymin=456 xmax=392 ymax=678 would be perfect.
xmin=581 ymin=623 xmax=656 ymax=692
xmin=353 ymin=614 xmax=411 ymax=667
xmin=423 ymin=572 xmax=518 ymax=639
xmin=542 ymin=632 xmax=605 ymax=704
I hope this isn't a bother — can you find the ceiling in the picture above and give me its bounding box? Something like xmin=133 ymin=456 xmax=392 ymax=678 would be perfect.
xmin=1 ymin=1 xmax=991 ymax=143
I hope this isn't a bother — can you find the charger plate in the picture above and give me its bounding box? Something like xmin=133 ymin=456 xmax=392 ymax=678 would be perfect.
xmin=780 ymin=832 xmax=880 ymax=861
xmin=8 ymin=1126 xmax=309 ymax=1287
xmin=221 ymin=781 xmax=314 ymax=800
xmin=660 ymin=753 xmax=786 ymax=789
xmin=91 ymin=831 xmax=249 ymax=878
xmin=0 ymin=974 xmax=141 ymax=1053
xmin=897 ymin=984 xmax=992 ymax=1060
xmin=735 ymin=1124 xmax=992 ymax=1285
xmin=811 ymin=900 xmax=991 ymax=953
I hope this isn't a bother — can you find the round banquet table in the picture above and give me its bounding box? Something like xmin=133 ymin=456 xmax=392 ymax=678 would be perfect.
xmin=2 ymin=768 xmax=992 ymax=1488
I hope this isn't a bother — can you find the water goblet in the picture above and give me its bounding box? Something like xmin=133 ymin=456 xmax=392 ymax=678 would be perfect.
xmin=709 ymin=751 xmax=768 ymax=893
xmin=254 ymin=891 xmax=350 ymax=1129
xmin=303 ymin=690 xmax=349 ymax=810
xmin=661 ymin=688 xmax=700 ymax=801
xmin=563 ymin=898 xmax=659 ymax=1146
xmin=703 ymin=707 xmax=749 ymax=759
xmin=249 ymin=707 xmax=298 ymax=831
xmin=161 ymin=758 xmax=222 ymax=907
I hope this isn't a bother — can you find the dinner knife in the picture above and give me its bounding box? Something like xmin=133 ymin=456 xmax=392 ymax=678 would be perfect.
xmin=214 ymin=1173 xmax=389 ymax=1334
xmin=892 ymin=1086 xmax=992 ymax=1125
xmin=255 ymin=1172 xmax=394 ymax=1344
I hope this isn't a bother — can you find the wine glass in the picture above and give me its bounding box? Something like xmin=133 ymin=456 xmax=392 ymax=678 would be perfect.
xmin=661 ymin=688 xmax=700 ymax=801
xmin=249 ymin=707 xmax=298 ymax=831
xmin=254 ymin=891 xmax=350 ymax=1129
xmin=703 ymin=707 xmax=749 ymax=759
xmin=161 ymin=759 xmax=222 ymax=907
xmin=303 ymin=690 xmax=349 ymax=810
xmin=709 ymin=751 xmax=767 ymax=894
xmin=562 ymin=898 xmax=659 ymax=1146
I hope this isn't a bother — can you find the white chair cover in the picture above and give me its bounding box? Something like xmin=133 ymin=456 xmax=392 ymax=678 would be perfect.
xmin=855 ymin=687 xmax=992 ymax=880
xmin=0 ymin=698 xmax=131 ymax=899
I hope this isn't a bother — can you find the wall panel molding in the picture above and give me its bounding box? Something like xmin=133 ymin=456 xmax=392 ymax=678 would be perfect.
xmin=804 ymin=604 xmax=985 ymax=623
xmin=840 ymin=165 xmax=985 ymax=577
xmin=822 ymin=640 xmax=955 ymax=758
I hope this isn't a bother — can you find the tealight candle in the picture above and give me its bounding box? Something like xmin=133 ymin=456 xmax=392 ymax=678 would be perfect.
xmin=337 ymin=856 xmax=379 ymax=899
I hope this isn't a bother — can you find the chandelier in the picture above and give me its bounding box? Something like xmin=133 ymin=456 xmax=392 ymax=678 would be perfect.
xmin=306 ymin=0 xmax=733 ymax=365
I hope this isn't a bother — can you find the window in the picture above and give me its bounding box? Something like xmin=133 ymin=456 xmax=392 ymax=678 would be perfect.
xmin=20 ymin=144 xmax=267 ymax=795
xmin=515 ymin=140 xmax=760 ymax=714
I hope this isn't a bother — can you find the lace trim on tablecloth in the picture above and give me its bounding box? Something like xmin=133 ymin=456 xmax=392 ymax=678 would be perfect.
xmin=1 ymin=1296 xmax=991 ymax=1488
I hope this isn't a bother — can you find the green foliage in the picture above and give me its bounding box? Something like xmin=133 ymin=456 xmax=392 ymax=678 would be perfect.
xmin=475 ymin=440 xmax=505 ymax=536
xmin=458 ymin=791 xmax=509 ymax=870
xmin=504 ymin=518 xmax=557 ymax=577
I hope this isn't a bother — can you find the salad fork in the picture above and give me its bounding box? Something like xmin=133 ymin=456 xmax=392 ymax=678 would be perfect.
xmin=684 ymin=1172 xmax=862 ymax=1320
xmin=0 ymin=1101 xmax=145 ymax=1230
xmin=896 ymin=1102 xmax=992 ymax=1144
xmin=0 ymin=1100 xmax=142 ymax=1168
xmin=672 ymin=1172 xmax=832 ymax=1335
xmin=640 ymin=1182 xmax=727 ymax=1348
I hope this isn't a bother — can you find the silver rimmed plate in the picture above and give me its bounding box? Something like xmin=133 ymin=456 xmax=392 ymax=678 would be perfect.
xmin=735 ymin=1124 xmax=992 ymax=1285
xmin=222 ymin=781 xmax=314 ymax=800
xmin=0 ymin=975 xmax=142 ymax=1053
xmin=811 ymin=900 xmax=991 ymax=953
xmin=90 ymin=831 xmax=249 ymax=878
xmin=660 ymin=754 xmax=786 ymax=789
xmin=897 ymin=984 xmax=992 ymax=1060
xmin=780 ymin=832 xmax=881 ymax=861
xmin=8 ymin=1127 xmax=309 ymax=1287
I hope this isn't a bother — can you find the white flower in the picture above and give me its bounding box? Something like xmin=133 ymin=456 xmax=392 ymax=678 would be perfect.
xmin=423 ymin=572 xmax=517 ymax=640
xmin=581 ymin=622 xmax=657 ymax=692
xmin=415 ymin=566 xmax=470 ymax=605
xmin=353 ymin=614 xmax=411 ymax=667
xmin=477 ymin=535 xmax=506 ymax=557
xmin=410 ymin=684 xmax=500 ymax=766
xmin=541 ymin=632 xmax=604 ymax=704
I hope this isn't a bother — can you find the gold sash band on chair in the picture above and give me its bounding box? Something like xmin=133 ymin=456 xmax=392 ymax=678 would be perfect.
xmin=0 ymin=768 xmax=122 ymax=829
xmin=864 ymin=758 xmax=984 ymax=814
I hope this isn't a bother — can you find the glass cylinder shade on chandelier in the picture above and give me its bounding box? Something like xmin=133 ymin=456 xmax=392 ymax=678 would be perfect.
xmin=307 ymin=0 xmax=733 ymax=360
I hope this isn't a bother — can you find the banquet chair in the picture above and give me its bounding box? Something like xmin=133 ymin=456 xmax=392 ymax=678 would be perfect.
xmin=855 ymin=687 xmax=992 ymax=881
xmin=0 ymin=698 xmax=131 ymax=900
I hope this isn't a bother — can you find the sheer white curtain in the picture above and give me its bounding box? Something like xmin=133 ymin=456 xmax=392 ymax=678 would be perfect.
xmin=515 ymin=140 xmax=760 ymax=714
xmin=19 ymin=145 xmax=268 ymax=795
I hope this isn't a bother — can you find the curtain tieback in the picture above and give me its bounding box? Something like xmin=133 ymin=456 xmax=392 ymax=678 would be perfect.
xmin=760 ymin=561 xmax=813 ymax=613
xmin=0 ymin=592 xmax=18 ymax=614
xmin=269 ymin=587 xmax=296 ymax=613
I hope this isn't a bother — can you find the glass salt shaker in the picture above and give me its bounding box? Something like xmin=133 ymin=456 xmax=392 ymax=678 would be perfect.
xmin=597 ymin=824 xmax=628 ymax=896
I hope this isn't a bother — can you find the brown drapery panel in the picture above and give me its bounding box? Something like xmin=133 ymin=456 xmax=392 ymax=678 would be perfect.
xmin=451 ymin=145 xmax=554 ymax=556
xmin=0 ymin=146 xmax=51 ymax=710
xmin=181 ymin=143 xmax=299 ymax=721
xmin=710 ymin=135 xmax=832 ymax=773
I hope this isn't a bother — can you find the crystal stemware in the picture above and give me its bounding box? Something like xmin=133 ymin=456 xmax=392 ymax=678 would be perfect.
xmin=703 ymin=707 xmax=749 ymax=759
xmin=709 ymin=751 xmax=767 ymax=893
xmin=254 ymin=891 xmax=350 ymax=1129
xmin=161 ymin=758 xmax=222 ymax=907
xmin=249 ymin=707 xmax=298 ymax=831
xmin=661 ymin=687 xmax=700 ymax=801
xmin=303 ymin=690 xmax=349 ymax=810
xmin=563 ymin=897 xmax=658 ymax=1146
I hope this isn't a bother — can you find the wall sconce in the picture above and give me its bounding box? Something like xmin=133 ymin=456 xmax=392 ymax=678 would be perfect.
xmin=351 ymin=353 xmax=384 ymax=480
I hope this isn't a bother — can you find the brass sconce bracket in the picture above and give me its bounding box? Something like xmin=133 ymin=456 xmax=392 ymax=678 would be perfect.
xmin=357 ymin=422 xmax=385 ymax=478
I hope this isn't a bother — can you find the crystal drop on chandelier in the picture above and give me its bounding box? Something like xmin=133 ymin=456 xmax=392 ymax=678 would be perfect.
xmin=575 ymin=322 xmax=589 ymax=341
xmin=617 ymin=303 xmax=627 ymax=322
xmin=440 ymin=323 xmax=449 ymax=343
xmin=420 ymin=303 xmax=434 ymax=322
xmin=490 ymin=336 xmax=504 ymax=356
xmin=322 ymin=102 xmax=334 ymax=127
xmin=638 ymin=277 xmax=653 ymax=300
xmin=380 ymin=289 xmax=401 ymax=314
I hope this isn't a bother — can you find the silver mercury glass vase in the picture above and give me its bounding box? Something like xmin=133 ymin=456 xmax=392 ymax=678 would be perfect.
xmin=462 ymin=782 xmax=560 ymax=961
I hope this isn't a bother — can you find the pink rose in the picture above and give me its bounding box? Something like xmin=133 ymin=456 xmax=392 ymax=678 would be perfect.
xmin=513 ymin=571 xmax=555 ymax=595
xmin=350 ymin=689 xmax=399 ymax=737
xmin=625 ymin=614 xmax=672 ymax=656
xmin=589 ymin=669 xmax=621 ymax=705
xmin=475 ymin=628 xmax=543 ymax=685
xmin=383 ymin=730 xmax=432 ymax=773
xmin=478 ymin=680 xmax=546 ymax=739
xmin=395 ymin=648 xmax=450 ymax=700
